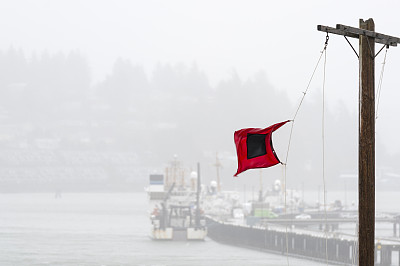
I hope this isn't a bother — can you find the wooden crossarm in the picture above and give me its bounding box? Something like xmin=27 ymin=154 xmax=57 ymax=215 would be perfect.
xmin=336 ymin=24 xmax=400 ymax=46
xmin=317 ymin=25 xmax=359 ymax=39
xmin=317 ymin=24 xmax=400 ymax=46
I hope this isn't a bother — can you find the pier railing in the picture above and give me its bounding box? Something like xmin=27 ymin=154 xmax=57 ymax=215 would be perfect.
xmin=206 ymin=216 xmax=400 ymax=266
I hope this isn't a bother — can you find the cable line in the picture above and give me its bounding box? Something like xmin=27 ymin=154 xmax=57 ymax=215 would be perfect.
xmin=376 ymin=47 xmax=388 ymax=120
xmin=283 ymin=34 xmax=329 ymax=266
xmin=322 ymin=38 xmax=329 ymax=266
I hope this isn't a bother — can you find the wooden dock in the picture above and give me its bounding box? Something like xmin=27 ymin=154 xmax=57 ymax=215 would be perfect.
xmin=206 ymin=216 xmax=400 ymax=266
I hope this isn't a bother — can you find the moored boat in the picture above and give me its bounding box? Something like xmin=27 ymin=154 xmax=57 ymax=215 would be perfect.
xmin=148 ymin=159 xmax=207 ymax=240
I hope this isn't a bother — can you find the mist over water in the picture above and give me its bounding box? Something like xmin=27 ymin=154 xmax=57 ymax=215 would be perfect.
xmin=0 ymin=192 xmax=340 ymax=266
xmin=2 ymin=191 xmax=400 ymax=265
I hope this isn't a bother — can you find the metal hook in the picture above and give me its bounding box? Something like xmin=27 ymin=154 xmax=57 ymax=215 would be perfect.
xmin=325 ymin=32 xmax=330 ymax=46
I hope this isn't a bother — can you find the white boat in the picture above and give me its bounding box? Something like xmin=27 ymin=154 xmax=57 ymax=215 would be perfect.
xmin=148 ymin=160 xmax=207 ymax=241
xmin=150 ymin=202 xmax=207 ymax=241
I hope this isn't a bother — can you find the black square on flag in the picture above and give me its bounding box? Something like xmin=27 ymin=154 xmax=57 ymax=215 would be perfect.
xmin=246 ymin=133 xmax=267 ymax=159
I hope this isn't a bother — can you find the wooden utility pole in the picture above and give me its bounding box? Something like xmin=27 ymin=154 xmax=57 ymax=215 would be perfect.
xmin=317 ymin=19 xmax=400 ymax=266
xmin=358 ymin=19 xmax=375 ymax=266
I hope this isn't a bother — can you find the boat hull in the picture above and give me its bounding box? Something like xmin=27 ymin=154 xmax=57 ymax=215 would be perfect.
xmin=151 ymin=227 xmax=207 ymax=241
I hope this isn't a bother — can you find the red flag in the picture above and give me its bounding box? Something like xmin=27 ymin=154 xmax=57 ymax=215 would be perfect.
xmin=234 ymin=120 xmax=290 ymax=176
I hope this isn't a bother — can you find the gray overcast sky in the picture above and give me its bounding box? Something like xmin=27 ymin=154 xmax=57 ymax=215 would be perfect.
xmin=1 ymin=0 xmax=400 ymax=152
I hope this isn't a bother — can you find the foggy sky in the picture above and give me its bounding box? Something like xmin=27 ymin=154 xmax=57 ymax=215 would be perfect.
xmin=1 ymin=0 xmax=400 ymax=191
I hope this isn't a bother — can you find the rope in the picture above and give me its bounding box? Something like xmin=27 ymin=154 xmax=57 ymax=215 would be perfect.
xmin=282 ymin=34 xmax=329 ymax=266
xmin=376 ymin=47 xmax=388 ymax=120
xmin=284 ymin=37 xmax=329 ymax=165
xmin=284 ymin=165 xmax=290 ymax=266
xmin=322 ymin=40 xmax=329 ymax=266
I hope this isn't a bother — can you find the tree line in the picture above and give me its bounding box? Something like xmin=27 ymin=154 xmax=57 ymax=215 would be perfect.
xmin=0 ymin=47 xmax=398 ymax=190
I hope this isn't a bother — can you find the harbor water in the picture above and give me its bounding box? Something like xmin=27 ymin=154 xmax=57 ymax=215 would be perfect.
xmin=0 ymin=191 xmax=398 ymax=266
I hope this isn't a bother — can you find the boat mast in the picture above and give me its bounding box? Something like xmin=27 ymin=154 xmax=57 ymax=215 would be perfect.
xmin=258 ymin=169 xmax=263 ymax=202
xmin=214 ymin=152 xmax=221 ymax=192
xmin=195 ymin=162 xmax=201 ymax=228
xmin=317 ymin=19 xmax=400 ymax=266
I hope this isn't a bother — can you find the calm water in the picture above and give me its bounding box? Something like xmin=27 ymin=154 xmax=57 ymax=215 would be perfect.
xmin=0 ymin=192 xmax=339 ymax=266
